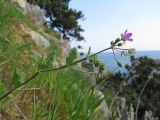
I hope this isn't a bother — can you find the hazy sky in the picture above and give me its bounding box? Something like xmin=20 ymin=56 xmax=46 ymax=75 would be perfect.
xmin=70 ymin=0 xmax=160 ymax=52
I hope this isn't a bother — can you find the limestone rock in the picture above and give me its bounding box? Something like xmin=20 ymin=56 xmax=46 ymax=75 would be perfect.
xmin=20 ymin=24 xmax=50 ymax=48
xmin=42 ymin=32 xmax=71 ymax=65
xmin=27 ymin=4 xmax=45 ymax=27
xmin=60 ymin=40 xmax=70 ymax=65
xmin=12 ymin=0 xmax=28 ymax=13
xmin=12 ymin=0 xmax=45 ymax=27
xmin=94 ymin=89 xmax=109 ymax=120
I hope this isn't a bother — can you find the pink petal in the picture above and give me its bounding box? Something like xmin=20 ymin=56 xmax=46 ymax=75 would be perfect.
xmin=125 ymin=33 xmax=132 ymax=38
xmin=124 ymin=30 xmax=128 ymax=35
xmin=126 ymin=38 xmax=133 ymax=41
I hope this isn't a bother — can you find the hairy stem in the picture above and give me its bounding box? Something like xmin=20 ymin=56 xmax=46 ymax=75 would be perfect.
xmin=0 ymin=47 xmax=112 ymax=101
xmin=0 ymin=72 xmax=40 ymax=101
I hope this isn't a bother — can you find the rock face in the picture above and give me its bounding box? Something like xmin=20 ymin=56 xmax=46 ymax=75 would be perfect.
xmin=59 ymin=39 xmax=71 ymax=65
xmin=28 ymin=5 xmax=45 ymax=28
xmin=95 ymin=89 xmax=109 ymax=120
xmin=12 ymin=0 xmax=45 ymax=27
xmin=10 ymin=1 xmax=109 ymax=119
xmin=41 ymin=32 xmax=71 ymax=65
xmin=20 ymin=24 xmax=50 ymax=48
xmin=12 ymin=0 xmax=71 ymax=65
xmin=12 ymin=0 xmax=27 ymax=12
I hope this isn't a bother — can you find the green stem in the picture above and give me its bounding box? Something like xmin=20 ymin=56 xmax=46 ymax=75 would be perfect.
xmin=0 ymin=42 xmax=33 ymax=58
xmin=0 ymin=72 xmax=39 ymax=101
xmin=40 ymin=47 xmax=112 ymax=73
xmin=135 ymin=77 xmax=151 ymax=120
xmin=112 ymin=48 xmax=118 ymax=62
xmin=0 ymin=47 xmax=112 ymax=101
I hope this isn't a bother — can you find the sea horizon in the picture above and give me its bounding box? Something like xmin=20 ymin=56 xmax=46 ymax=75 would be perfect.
xmin=98 ymin=50 xmax=160 ymax=73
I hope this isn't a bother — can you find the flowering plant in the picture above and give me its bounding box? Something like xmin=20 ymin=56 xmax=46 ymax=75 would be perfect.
xmin=121 ymin=29 xmax=133 ymax=41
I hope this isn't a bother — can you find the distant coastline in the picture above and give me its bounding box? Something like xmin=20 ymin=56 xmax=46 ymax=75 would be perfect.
xmin=98 ymin=50 xmax=160 ymax=73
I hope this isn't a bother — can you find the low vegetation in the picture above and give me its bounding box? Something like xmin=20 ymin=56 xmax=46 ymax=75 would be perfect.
xmin=0 ymin=0 xmax=159 ymax=120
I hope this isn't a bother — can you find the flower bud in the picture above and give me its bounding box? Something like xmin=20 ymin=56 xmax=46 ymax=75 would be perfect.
xmin=111 ymin=41 xmax=115 ymax=47
xmin=117 ymin=61 xmax=122 ymax=67
xmin=115 ymin=38 xmax=121 ymax=43
xmin=117 ymin=43 xmax=123 ymax=47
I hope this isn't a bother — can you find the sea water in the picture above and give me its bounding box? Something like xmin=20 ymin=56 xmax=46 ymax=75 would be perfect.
xmin=98 ymin=51 xmax=160 ymax=73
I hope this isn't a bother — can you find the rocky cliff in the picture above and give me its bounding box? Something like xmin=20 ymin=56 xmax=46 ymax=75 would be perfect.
xmin=12 ymin=0 xmax=70 ymax=66
xmin=0 ymin=0 xmax=109 ymax=119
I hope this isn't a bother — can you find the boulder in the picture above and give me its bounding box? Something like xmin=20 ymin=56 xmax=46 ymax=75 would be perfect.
xmin=20 ymin=24 xmax=50 ymax=48
xmin=94 ymin=89 xmax=109 ymax=120
xmin=12 ymin=0 xmax=45 ymax=27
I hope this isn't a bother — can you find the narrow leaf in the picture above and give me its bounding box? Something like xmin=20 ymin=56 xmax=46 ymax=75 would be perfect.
xmin=86 ymin=46 xmax=91 ymax=58
xmin=0 ymin=82 xmax=6 ymax=97
xmin=66 ymin=48 xmax=77 ymax=64
xmin=12 ymin=68 xmax=25 ymax=87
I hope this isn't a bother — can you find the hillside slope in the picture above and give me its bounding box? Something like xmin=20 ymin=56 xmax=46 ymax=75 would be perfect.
xmin=0 ymin=0 xmax=108 ymax=119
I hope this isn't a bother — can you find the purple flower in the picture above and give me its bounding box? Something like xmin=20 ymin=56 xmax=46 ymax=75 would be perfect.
xmin=121 ymin=29 xmax=133 ymax=41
